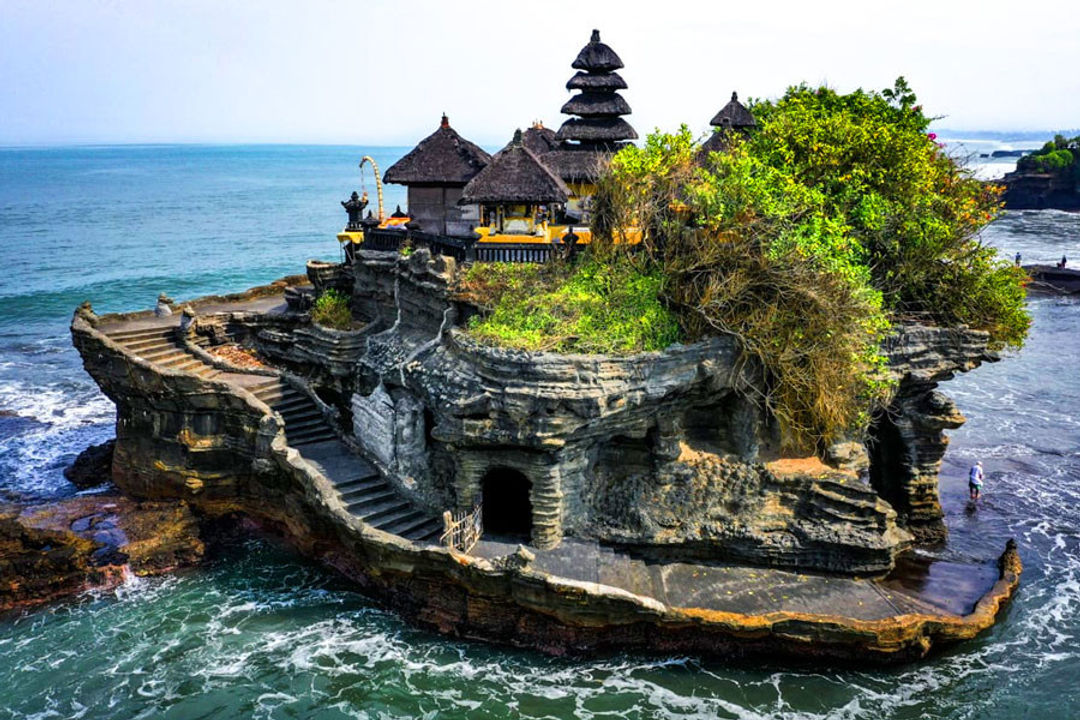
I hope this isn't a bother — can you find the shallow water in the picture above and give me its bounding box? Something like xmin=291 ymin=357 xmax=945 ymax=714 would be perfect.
xmin=1 ymin=146 xmax=1079 ymax=719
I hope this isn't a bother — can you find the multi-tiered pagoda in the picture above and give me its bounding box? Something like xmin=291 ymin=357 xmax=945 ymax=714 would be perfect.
xmin=541 ymin=30 xmax=638 ymax=221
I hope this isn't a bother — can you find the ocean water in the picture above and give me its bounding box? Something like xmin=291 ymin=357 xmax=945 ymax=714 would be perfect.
xmin=1 ymin=145 xmax=1079 ymax=719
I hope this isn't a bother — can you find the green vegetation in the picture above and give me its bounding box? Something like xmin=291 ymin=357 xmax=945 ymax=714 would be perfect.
xmin=311 ymin=288 xmax=352 ymax=329
xmin=1018 ymin=133 xmax=1079 ymax=174
xmin=457 ymin=257 xmax=681 ymax=354
xmin=463 ymin=79 xmax=1029 ymax=450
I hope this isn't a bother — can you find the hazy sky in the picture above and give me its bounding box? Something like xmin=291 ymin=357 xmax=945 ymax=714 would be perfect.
xmin=2 ymin=0 xmax=1078 ymax=146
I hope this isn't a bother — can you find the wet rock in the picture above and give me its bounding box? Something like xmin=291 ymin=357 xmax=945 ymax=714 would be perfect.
xmin=63 ymin=439 xmax=115 ymax=490
xmin=0 ymin=495 xmax=204 ymax=611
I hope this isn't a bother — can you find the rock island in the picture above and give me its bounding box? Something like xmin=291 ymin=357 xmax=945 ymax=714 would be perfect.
xmin=68 ymin=31 xmax=1025 ymax=663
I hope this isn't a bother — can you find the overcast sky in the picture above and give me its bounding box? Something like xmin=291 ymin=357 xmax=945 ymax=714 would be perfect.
xmin=2 ymin=0 xmax=1078 ymax=146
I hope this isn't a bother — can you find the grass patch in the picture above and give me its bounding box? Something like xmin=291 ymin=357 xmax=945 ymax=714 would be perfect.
xmin=311 ymin=288 xmax=352 ymax=329
xmin=456 ymin=256 xmax=682 ymax=354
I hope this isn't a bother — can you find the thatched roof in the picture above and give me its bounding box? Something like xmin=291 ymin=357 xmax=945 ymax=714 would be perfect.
xmin=566 ymin=70 xmax=627 ymax=91
xmin=555 ymin=116 xmax=638 ymax=143
xmin=460 ymin=131 xmax=570 ymax=204
xmin=560 ymin=92 xmax=631 ymax=117
xmin=383 ymin=115 xmax=491 ymax=185
xmin=571 ymin=30 xmax=624 ymax=72
xmin=709 ymin=92 xmax=756 ymax=129
xmin=540 ymin=147 xmax=613 ymax=183
xmin=492 ymin=125 xmax=562 ymax=161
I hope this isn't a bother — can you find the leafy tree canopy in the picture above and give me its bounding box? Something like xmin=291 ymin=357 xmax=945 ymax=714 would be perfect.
xmin=589 ymin=79 xmax=1029 ymax=449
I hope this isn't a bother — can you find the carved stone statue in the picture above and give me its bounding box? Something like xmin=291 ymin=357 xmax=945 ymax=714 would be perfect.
xmin=342 ymin=191 xmax=369 ymax=231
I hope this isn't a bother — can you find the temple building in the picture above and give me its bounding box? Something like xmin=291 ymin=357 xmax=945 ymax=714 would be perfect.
xmin=382 ymin=114 xmax=491 ymax=236
xmin=359 ymin=30 xmax=645 ymax=255
xmin=702 ymin=91 xmax=757 ymax=153
xmin=461 ymin=129 xmax=570 ymax=237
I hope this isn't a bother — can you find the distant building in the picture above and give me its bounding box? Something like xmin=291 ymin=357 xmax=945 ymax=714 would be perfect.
xmin=702 ymin=91 xmax=756 ymax=154
xmin=383 ymin=115 xmax=491 ymax=237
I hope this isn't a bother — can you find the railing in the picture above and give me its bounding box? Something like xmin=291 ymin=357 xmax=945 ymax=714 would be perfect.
xmin=441 ymin=503 xmax=482 ymax=553
xmin=363 ymin=228 xmax=560 ymax=265
xmin=410 ymin=231 xmax=473 ymax=263
xmin=363 ymin=228 xmax=406 ymax=252
xmin=473 ymin=243 xmax=554 ymax=264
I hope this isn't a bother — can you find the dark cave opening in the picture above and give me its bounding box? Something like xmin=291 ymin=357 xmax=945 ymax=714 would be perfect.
xmin=867 ymin=411 xmax=910 ymax=516
xmin=481 ymin=467 xmax=533 ymax=541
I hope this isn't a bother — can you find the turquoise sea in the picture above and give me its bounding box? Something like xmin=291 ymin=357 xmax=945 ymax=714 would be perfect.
xmin=1 ymin=144 xmax=1079 ymax=719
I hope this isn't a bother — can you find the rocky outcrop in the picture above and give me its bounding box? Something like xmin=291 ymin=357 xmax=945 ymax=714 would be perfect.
xmin=63 ymin=439 xmax=115 ymax=490
xmin=0 ymin=495 xmax=204 ymax=611
xmin=66 ymin=264 xmax=1019 ymax=663
xmin=870 ymin=324 xmax=997 ymax=542
xmin=588 ymin=454 xmax=910 ymax=573
xmin=1001 ymin=169 xmax=1080 ymax=210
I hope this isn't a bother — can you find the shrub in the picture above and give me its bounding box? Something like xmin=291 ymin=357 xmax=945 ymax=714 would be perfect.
xmin=311 ymin=288 xmax=352 ymax=329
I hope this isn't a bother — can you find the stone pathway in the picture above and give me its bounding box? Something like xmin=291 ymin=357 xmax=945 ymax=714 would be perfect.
xmin=473 ymin=537 xmax=1000 ymax=620
xmin=100 ymin=306 xmax=443 ymax=544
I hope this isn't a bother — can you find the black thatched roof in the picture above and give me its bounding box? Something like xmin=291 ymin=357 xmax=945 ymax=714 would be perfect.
xmin=555 ymin=117 xmax=638 ymax=143
xmin=560 ymin=92 xmax=631 ymax=117
xmin=540 ymin=147 xmax=614 ymax=183
xmin=571 ymin=29 xmax=624 ymax=72
xmin=709 ymin=92 xmax=756 ymax=129
xmin=566 ymin=70 xmax=627 ymax=91
xmin=383 ymin=115 xmax=491 ymax=186
xmin=460 ymin=131 xmax=570 ymax=204
xmin=491 ymin=125 xmax=562 ymax=161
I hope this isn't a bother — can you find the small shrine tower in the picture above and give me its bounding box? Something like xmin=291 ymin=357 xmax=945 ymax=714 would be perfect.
xmin=702 ymin=91 xmax=757 ymax=153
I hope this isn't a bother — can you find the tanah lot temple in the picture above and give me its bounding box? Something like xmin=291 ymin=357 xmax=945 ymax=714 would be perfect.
xmin=70 ymin=29 xmax=1021 ymax=662
xmin=340 ymin=29 xmax=756 ymax=261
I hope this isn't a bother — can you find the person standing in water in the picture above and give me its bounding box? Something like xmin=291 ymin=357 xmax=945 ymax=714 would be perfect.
xmin=969 ymin=461 xmax=985 ymax=500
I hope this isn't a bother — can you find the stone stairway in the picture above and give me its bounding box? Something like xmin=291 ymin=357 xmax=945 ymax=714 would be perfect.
xmin=103 ymin=323 xmax=443 ymax=544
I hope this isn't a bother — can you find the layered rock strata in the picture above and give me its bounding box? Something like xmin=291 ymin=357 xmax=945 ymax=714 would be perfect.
xmin=872 ymin=325 xmax=997 ymax=541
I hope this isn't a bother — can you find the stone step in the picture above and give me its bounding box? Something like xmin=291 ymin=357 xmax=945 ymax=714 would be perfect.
xmin=281 ymin=411 xmax=324 ymax=428
xmin=121 ymin=336 xmax=178 ymax=351
xmin=332 ymin=472 xmax=384 ymax=490
xmin=333 ymin=475 xmax=384 ymax=493
xmin=353 ymin=498 xmax=411 ymax=523
xmin=341 ymin=486 xmax=397 ymax=506
xmin=284 ymin=416 xmax=329 ymax=434
xmin=289 ymin=428 xmax=338 ymax=446
xmin=158 ymin=353 xmax=201 ymax=367
xmin=106 ymin=327 xmax=175 ymax=341
xmin=368 ymin=504 xmax=423 ymax=531
xmin=166 ymin=358 xmax=208 ymax=373
xmin=273 ymin=395 xmax=314 ymax=413
xmin=140 ymin=345 xmax=186 ymax=361
xmin=405 ymin=521 xmax=444 ymax=544
xmin=377 ymin=510 xmax=433 ymax=537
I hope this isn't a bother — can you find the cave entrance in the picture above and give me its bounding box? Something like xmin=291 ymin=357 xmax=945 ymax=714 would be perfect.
xmin=480 ymin=467 xmax=532 ymax=541
xmin=867 ymin=411 xmax=910 ymax=516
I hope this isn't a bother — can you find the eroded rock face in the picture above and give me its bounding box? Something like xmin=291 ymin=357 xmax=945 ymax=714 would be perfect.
xmin=871 ymin=325 xmax=997 ymax=542
xmin=0 ymin=495 xmax=204 ymax=611
xmin=588 ymin=454 xmax=909 ymax=574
